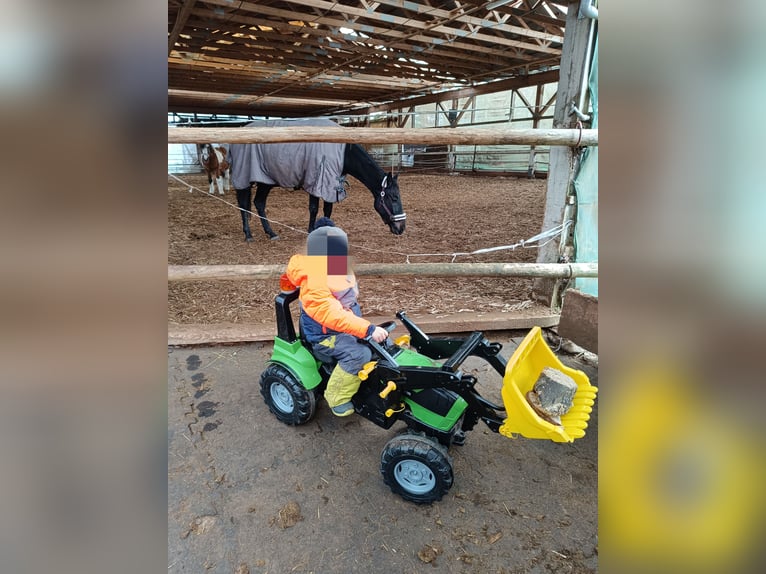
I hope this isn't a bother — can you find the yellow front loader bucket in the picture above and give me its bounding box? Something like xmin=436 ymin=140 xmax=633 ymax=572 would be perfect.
xmin=499 ymin=327 xmax=597 ymax=443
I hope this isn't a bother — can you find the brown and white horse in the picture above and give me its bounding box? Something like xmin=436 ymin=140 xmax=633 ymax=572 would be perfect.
xmin=199 ymin=143 xmax=230 ymax=195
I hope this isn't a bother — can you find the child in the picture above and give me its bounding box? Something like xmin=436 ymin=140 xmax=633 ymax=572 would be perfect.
xmin=279 ymin=218 xmax=389 ymax=416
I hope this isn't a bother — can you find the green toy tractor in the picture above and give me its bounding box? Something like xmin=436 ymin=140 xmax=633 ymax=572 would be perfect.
xmin=260 ymin=290 xmax=597 ymax=504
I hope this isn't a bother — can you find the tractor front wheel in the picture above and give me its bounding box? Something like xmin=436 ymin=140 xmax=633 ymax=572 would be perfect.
xmin=260 ymin=364 xmax=317 ymax=425
xmin=380 ymin=433 xmax=453 ymax=504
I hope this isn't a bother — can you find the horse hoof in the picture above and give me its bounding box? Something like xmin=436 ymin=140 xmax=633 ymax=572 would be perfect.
xmin=269 ymin=235 xmax=280 ymax=241
xmin=245 ymin=237 xmax=253 ymax=243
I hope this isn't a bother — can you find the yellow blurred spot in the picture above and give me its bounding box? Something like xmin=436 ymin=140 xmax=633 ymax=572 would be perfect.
xmin=600 ymin=363 xmax=765 ymax=571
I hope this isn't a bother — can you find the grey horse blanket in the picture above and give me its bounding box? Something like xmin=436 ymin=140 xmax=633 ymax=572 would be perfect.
xmin=229 ymin=118 xmax=347 ymax=203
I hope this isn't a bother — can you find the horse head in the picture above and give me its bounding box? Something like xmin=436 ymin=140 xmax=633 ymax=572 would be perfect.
xmin=200 ymin=143 xmax=214 ymax=165
xmin=374 ymin=172 xmax=406 ymax=235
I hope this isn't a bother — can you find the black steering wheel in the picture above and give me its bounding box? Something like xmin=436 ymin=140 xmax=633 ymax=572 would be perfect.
xmin=378 ymin=321 xmax=397 ymax=335
xmin=362 ymin=320 xmax=399 ymax=365
xmin=364 ymin=320 xmax=397 ymax=344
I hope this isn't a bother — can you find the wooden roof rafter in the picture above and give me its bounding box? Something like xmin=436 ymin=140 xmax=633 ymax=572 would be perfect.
xmin=169 ymin=0 xmax=569 ymax=118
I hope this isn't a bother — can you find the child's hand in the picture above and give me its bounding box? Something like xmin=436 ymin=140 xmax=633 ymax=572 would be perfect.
xmin=370 ymin=326 xmax=389 ymax=343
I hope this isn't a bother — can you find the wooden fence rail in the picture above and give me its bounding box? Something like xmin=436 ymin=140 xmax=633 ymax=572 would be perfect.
xmin=168 ymin=262 xmax=598 ymax=282
xmin=168 ymin=126 xmax=597 ymax=147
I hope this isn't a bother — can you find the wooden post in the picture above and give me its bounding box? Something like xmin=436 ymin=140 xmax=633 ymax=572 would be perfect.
xmin=534 ymin=2 xmax=596 ymax=307
xmin=527 ymin=84 xmax=545 ymax=178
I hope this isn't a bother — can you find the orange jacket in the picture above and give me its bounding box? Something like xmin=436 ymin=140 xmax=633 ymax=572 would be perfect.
xmin=280 ymin=254 xmax=372 ymax=340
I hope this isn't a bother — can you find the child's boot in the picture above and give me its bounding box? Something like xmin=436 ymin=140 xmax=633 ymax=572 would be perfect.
xmin=325 ymin=365 xmax=362 ymax=416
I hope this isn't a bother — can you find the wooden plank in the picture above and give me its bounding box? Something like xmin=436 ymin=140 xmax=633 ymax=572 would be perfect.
xmin=168 ymin=126 xmax=597 ymax=146
xmin=202 ymin=0 xmax=560 ymax=56
xmin=179 ymin=22 xmax=493 ymax=78
xmin=168 ymin=0 xmax=197 ymax=56
xmin=557 ymin=289 xmax=598 ymax=353
xmin=168 ymin=310 xmax=560 ymax=346
xmin=342 ymin=69 xmax=559 ymax=114
xmin=185 ymin=9 xmax=538 ymax=73
xmin=168 ymin=263 xmax=599 ymax=282
xmin=371 ymin=0 xmax=563 ymax=44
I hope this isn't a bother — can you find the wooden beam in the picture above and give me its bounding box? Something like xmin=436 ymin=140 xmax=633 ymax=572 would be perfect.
xmin=363 ymin=69 xmax=559 ymax=114
xmin=170 ymin=4 xmax=561 ymax=115
xmin=168 ymin=0 xmax=197 ymax=56
xmin=168 ymin=263 xmax=598 ymax=282
xmin=170 ymin=309 xmax=560 ymax=345
xmin=168 ymin=57 xmax=443 ymax=91
xmin=197 ymin=1 xmax=554 ymax=62
xmin=168 ymin=310 xmax=561 ymax=345
xmin=372 ymin=0 xmax=563 ymax=44
xmin=528 ymin=83 xmax=545 ymax=177
xmin=168 ymin=125 xmax=596 ymax=146
xmin=202 ymin=0 xmax=560 ymax=57
xmin=184 ymin=10 xmax=532 ymax=75
xmin=540 ymin=90 xmax=557 ymax=116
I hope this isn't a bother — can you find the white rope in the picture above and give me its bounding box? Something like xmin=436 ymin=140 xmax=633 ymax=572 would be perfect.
xmin=169 ymin=172 xmax=571 ymax=262
xmin=168 ymin=173 xmax=311 ymax=237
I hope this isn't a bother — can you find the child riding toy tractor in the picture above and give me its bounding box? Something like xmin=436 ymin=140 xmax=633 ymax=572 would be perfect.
xmin=260 ymin=290 xmax=597 ymax=504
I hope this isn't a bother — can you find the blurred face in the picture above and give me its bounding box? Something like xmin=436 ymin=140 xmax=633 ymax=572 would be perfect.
xmin=307 ymin=228 xmax=350 ymax=274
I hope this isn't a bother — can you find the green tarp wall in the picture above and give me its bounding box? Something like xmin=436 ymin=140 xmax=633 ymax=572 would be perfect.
xmin=573 ymin=36 xmax=598 ymax=296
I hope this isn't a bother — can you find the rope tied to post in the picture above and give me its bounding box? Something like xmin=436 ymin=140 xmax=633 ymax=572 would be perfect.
xmin=574 ymin=121 xmax=583 ymax=148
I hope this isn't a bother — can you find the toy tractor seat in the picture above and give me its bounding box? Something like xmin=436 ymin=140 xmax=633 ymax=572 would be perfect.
xmin=275 ymin=289 xmax=338 ymax=376
xmin=275 ymin=289 xmax=301 ymax=344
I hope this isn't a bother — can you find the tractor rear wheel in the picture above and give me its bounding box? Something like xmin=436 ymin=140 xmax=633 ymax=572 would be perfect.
xmin=260 ymin=364 xmax=317 ymax=425
xmin=380 ymin=433 xmax=453 ymax=503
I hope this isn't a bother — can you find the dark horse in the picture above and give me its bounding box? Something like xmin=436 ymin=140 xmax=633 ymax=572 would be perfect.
xmin=228 ymin=119 xmax=406 ymax=241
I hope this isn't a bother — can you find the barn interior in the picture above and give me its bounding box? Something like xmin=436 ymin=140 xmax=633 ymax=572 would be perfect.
xmin=167 ymin=6 xmax=601 ymax=571
xmin=167 ymin=0 xmax=599 ymax=349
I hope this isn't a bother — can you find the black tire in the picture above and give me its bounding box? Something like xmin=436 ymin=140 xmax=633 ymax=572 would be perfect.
xmin=260 ymin=363 xmax=317 ymax=425
xmin=380 ymin=433 xmax=453 ymax=504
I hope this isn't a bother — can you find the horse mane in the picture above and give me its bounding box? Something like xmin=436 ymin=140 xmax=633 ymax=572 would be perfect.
xmin=343 ymin=143 xmax=386 ymax=195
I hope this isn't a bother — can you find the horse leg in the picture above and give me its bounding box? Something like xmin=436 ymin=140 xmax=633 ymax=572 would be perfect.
xmin=323 ymin=201 xmax=333 ymax=219
xmin=254 ymin=183 xmax=279 ymax=240
xmin=308 ymin=195 xmax=320 ymax=232
xmin=216 ymin=174 xmax=225 ymax=195
xmin=208 ymin=174 xmax=215 ymax=194
xmin=236 ymin=186 xmax=254 ymax=242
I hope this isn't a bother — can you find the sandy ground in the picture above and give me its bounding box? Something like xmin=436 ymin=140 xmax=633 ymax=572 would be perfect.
xmin=168 ymin=172 xmax=549 ymax=325
xmin=168 ymin=332 xmax=598 ymax=574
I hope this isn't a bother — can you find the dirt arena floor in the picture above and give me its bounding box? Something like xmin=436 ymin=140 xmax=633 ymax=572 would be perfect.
xmin=168 ymin=172 xmax=550 ymax=325
xmin=168 ymin=172 xmax=598 ymax=573
xmin=168 ymin=338 xmax=598 ymax=574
